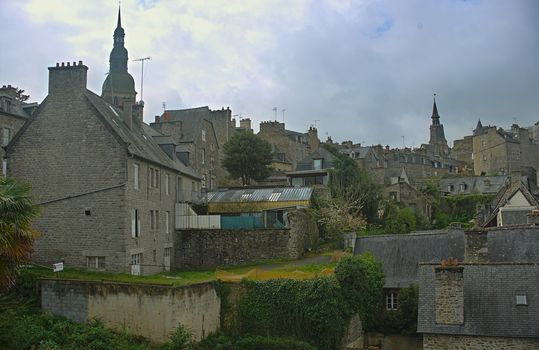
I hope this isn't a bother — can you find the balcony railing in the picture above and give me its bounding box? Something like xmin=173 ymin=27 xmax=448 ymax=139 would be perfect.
xmin=177 ymin=190 xmax=207 ymax=204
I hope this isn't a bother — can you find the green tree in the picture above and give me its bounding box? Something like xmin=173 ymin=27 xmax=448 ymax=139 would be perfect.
xmin=0 ymin=177 xmax=39 ymax=289
xmin=222 ymin=132 xmax=273 ymax=186
xmin=334 ymin=253 xmax=384 ymax=330
xmin=323 ymin=144 xmax=380 ymax=223
xmin=14 ymin=88 xmax=30 ymax=102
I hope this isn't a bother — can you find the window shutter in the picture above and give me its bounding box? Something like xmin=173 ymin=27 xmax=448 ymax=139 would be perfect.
xmin=131 ymin=210 xmax=136 ymax=237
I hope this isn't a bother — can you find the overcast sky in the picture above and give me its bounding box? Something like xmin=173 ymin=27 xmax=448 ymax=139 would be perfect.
xmin=1 ymin=0 xmax=538 ymax=147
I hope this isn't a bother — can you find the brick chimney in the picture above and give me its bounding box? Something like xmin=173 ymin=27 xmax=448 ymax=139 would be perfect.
xmin=48 ymin=61 xmax=88 ymax=95
xmin=122 ymin=101 xmax=133 ymax=129
xmin=435 ymin=266 xmax=464 ymax=325
xmin=464 ymin=230 xmax=488 ymax=263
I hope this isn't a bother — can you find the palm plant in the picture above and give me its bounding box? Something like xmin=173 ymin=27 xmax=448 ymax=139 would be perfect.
xmin=0 ymin=176 xmax=39 ymax=289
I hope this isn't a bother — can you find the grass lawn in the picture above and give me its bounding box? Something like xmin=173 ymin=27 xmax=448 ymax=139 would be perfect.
xmin=23 ymin=255 xmax=339 ymax=287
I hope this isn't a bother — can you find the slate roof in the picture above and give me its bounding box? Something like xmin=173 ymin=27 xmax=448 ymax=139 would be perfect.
xmin=483 ymin=177 xmax=539 ymax=226
xmin=417 ymin=263 xmax=539 ymax=338
xmin=158 ymin=107 xmax=218 ymax=144
xmin=340 ymin=146 xmax=373 ymax=160
xmin=207 ymin=187 xmax=312 ymax=203
xmin=440 ymin=176 xmax=507 ymax=195
xmin=354 ymin=227 xmax=539 ymax=289
xmin=84 ymin=91 xmax=200 ymax=179
xmin=295 ymin=147 xmax=336 ymax=171
xmin=354 ymin=230 xmax=464 ymax=288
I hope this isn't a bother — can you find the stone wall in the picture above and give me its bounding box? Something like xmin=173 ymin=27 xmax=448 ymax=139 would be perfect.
xmin=176 ymin=209 xmax=316 ymax=268
xmin=434 ymin=267 xmax=464 ymax=325
xmin=423 ymin=334 xmax=539 ymax=350
xmin=176 ymin=228 xmax=295 ymax=268
xmin=464 ymin=230 xmax=488 ymax=263
xmin=41 ymin=279 xmax=220 ymax=343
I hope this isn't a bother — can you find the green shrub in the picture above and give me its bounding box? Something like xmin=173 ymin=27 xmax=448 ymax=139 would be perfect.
xmin=334 ymin=253 xmax=384 ymax=330
xmin=374 ymin=284 xmax=419 ymax=335
xmin=235 ymin=335 xmax=316 ymax=350
xmin=162 ymin=324 xmax=194 ymax=350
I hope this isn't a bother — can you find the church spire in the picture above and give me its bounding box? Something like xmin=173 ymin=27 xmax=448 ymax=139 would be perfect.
xmin=431 ymin=94 xmax=440 ymax=126
xmin=102 ymin=4 xmax=136 ymax=108
xmin=117 ymin=5 xmax=122 ymax=28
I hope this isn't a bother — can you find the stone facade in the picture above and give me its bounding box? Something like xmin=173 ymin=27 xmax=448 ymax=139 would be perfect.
xmin=0 ymin=84 xmax=33 ymax=165
xmin=423 ymin=334 xmax=539 ymax=350
xmin=152 ymin=110 xmax=221 ymax=190
xmin=463 ymin=230 xmax=488 ymax=263
xmin=473 ymin=124 xmax=539 ymax=176
xmin=6 ymin=61 xmax=200 ymax=274
xmin=434 ymin=267 xmax=464 ymax=325
xmin=258 ymin=121 xmax=316 ymax=169
xmin=382 ymin=181 xmax=432 ymax=220
xmin=451 ymin=135 xmax=474 ymax=170
xmin=41 ymin=279 xmax=220 ymax=342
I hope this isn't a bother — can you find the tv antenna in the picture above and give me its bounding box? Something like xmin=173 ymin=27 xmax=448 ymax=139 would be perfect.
xmin=133 ymin=56 xmax=151 ymax=101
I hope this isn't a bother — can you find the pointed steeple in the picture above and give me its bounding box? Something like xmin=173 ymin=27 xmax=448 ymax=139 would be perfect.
xmin=117 ymin=5 xmax=122 ymax=28
xmin=428 ymin=94 xmax=448 ymax=157
xmin=102 ymin=5 xmax=136 ymax=108
xmin=431 ymin=94 xmax=440 ymax=126
xmin=474 ymin=119 xmax=484 ymax=136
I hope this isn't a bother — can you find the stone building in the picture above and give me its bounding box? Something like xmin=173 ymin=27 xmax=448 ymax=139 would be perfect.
xmin=382 ymin=180 xmax=433 ymax=221
xmin=257 ymin=121 xmax=319 ymax=170
xmin=286 ymin=147 xmax=336 ymax=187
xmin=473 ymin=122 xmax=539 ymax=176
xmin=0 ymin=84 xmax=36 ymax=168
xmin=151 ymin=108 xmax=221 ymax=190
xmin=5 ymin=10 xmax=200 ymax=275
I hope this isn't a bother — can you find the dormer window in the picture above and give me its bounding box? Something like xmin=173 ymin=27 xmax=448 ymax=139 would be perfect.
xmin=313 ymin=159 xmax=323 ymax=170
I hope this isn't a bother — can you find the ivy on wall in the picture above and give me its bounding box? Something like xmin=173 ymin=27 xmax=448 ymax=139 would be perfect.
xmin=233 ymin=253 xmax=384 ymax=350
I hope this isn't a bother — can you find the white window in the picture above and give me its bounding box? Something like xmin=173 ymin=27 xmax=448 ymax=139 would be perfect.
xmin=202 ymin=148 xmax=206 ymax=164
xmin=201 ymin=129 xmax=206 ymax=142
xmin=202 ymin=174 xmax=207 ymax=188
xmin=313 ymin=159 xmax=322 ymax=170
xmin=165 ymin=211 xmax=170 ymax=234
xmin=86 ymin=256 xmax=105 ymax=270
xmin=131 ymin=209 xmax=140 ymax=237
xmin=516 ymin=294 xmax=528 ymax=306
xmin=165 ymin=174 xmax=170 ymax=195
xmin=164 ymin=247 xmax=171 ymax=257
xmin=131 ymin=253 xmax=142 ymax=275
xmin=386 ymin=292 xmax=398 ymax=310
xmin=2 ymin=128 xmax=10 ymax=146
xmin=133 ymin=164 xmax=140 ymax=190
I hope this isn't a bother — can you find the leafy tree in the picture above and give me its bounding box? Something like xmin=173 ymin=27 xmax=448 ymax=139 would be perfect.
xmin=0 ymin=177 xmax=39 ymax=289
xmin=323 ymin=144 xmax=380 ymax=223
xmin=14 ymin=88 xmax=30 ymax=102
xmin=222 ymin=132 xmax=273 ymax=186
xmin=334 ymin=253 xmax=384 ymax=330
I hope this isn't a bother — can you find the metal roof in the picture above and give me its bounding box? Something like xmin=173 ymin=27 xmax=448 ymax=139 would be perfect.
xmin=207 ymin=187 xmax=312 ymax=203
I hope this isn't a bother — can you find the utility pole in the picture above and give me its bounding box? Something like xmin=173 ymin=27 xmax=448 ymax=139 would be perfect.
xmin=133 ymin=56 xmax=151 ymax=101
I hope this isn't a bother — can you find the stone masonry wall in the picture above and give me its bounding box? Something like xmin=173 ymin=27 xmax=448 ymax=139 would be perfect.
xmin=175 ymin=229 xmax=299 ymax=268
xmin=41 ymin=279 xmax=220 ymax=343
xmin=423 ymin=334 xmax=539 ymax=350
xmin=435 ymin=267 xmax=464 ymax=325
xmin=6 ymin=66 xmax=129 ymax=272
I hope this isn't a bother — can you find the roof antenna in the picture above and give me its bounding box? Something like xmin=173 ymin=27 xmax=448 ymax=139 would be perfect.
xmin=133 ymin=56 xmax=151 ymax=101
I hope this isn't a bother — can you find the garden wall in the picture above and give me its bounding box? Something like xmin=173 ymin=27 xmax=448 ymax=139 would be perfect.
xmin=40 ymin=279 xmax=220 ymax=343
